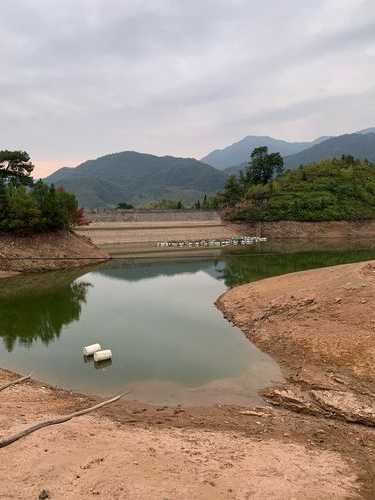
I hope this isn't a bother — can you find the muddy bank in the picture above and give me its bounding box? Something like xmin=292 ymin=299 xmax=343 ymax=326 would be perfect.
xmin=230 ymin=220 xmax=375 ymax=239
xmin=1 ymin=367 xmax=374 ymax=499
xmin=216 ymin=260 xmax=375 ymax=427
xmin=0 ymin=231 xmax=109 ymax=275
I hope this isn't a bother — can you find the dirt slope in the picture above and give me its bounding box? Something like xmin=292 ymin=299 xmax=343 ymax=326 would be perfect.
xmin=217 ymin=261 xmax=375 ymax=425
xmin=0 ymin=231 xmax=109 ymax=274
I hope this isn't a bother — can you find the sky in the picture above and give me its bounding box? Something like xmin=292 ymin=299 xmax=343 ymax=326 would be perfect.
xmin=1 ymin=0 xmax=375 ymax=178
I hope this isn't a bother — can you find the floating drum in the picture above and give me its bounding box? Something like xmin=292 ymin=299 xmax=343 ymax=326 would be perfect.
xmin=94 ymin=349 xmax=112 ymax=363
xmin=82 ymin=343 xmax=102 ymax=356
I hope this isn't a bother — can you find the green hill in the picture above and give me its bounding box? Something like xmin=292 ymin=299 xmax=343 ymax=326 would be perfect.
xmin=227 ymin=157 xmax=375 ymax=222
xmin=45 ymin=151 xmax=227 ymax=208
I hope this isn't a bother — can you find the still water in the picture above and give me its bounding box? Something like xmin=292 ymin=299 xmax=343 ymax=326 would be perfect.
xmin=1 ymin=243 xmax=375 ymax=405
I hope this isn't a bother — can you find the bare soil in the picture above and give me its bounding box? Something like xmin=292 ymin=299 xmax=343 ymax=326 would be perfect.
xmin=0 ymin=231 xmax=109 ymax=274
xmin=1 ymin=261 xmax=375 ymax=498
xmin=0 ymin=368 xmax=372 ymax=499
xmin=76 ymin=220 xmax=239 ymax=247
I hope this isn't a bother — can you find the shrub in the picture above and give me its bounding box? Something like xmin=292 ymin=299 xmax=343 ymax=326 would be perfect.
xmin=0 ymin=180 xmax=83 ymax=233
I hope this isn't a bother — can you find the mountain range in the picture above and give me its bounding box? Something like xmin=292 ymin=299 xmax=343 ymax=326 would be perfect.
xmin=200 ymin=136 xmax=330 ymax=170
xmin=201 ymin=128 xmax=375 ymax=170
xmin=46 ymin=128 xmax=375 ymax=208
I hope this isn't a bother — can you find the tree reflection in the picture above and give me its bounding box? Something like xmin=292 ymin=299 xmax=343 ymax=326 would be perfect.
xmin=219 ymin=248 xmax=375 ymax=288
xmin=0 ymin=273 xmax=92 ymax=352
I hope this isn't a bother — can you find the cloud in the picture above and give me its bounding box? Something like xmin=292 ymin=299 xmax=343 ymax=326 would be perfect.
xmin=0 ymin=0 xmax=374 ymax=176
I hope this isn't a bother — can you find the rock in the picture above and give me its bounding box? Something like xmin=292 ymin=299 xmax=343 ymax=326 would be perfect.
xmin=38 ymin=490 xmax=50 ymax=499
xmin=311 ymin=390 xmax=375 ymax=426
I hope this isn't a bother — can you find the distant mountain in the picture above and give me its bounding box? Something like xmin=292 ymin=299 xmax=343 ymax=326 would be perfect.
xmin=46 ymin=151 xmax=227 ymax=208
xmin=201 ymin=135 xmax=329 ymax=170
xmin=359 ymin=127 xmax=375 ymax=135
xmin=285 ymin=133 xmax=375 ymax=169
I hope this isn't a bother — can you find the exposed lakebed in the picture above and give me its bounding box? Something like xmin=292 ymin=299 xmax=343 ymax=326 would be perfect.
xmin=1 ymin=241 xmax=375 ymax=405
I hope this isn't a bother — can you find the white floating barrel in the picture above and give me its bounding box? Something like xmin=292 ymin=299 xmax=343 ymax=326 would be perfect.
xmin=94 ymin=349 xmax=112 ymax=363
xmin=82 ymin=343 xmax=102 ymax=356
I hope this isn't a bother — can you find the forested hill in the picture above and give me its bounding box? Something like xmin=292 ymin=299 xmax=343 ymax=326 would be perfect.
xmin=46 ymin=151 xmax=227 ymax=208
xmin=284 ymin=133 xmax=375 ymax=169
xmin=227 ymin=157 xmax=375 ymax=222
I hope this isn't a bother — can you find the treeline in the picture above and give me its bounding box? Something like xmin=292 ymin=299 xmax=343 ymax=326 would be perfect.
xmin=117 ymin=195 xmax=218 ymax=210
xmin=220 ymin=151 xmax=375 ymax=221
xmin=0 ymin=151 xmax=84 ymax=233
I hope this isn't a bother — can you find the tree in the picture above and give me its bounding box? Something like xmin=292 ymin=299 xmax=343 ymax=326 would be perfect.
xmin=194 ymin=199 xmax=201 ymax=210
xmin=222 ymin=175 xmax=243 ymax=207
xmin=202 ymin=193 xmax=208 ymax=209
xmin=245 ymin=147 xmax=284 ymax=185
xmin=0 ymin=150 xmax=34 ymax=186
xmin=117 ymin=202 xmax=134 ymax=209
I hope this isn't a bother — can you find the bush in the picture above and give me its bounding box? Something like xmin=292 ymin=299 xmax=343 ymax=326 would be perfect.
xmin=0 ymin=180 xmax=83 ymax=233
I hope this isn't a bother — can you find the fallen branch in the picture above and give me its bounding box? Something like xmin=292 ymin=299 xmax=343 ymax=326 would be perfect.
xmin=0 ymin=373 xmax=32 ymax=393
xmin=0 ymin=392 xmax=129 ymax=449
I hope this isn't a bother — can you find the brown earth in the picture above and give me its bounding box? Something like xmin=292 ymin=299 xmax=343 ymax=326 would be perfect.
xmin=228 ymin=220 xmax=375 ymax=239
xmin=216 ymin=260 xmax=375 ymax=395
xmin=0 ymin=368 xmax=373 ymax=499
xmin=0 ymin=231 xmax=109 ymax=275
xmin=1 ymin=261 xmax=375 ymax=498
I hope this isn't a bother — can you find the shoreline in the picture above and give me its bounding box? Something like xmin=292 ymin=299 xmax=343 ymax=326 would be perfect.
xmin=0 ymin=230 xmax=110 ymax=277
xmin=216 ymin=260 xmax=375 ymax=424
xmin=1 ymin=260 xmax=375 ymax=496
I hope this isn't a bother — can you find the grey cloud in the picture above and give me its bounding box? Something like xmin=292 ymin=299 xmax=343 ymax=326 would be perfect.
xmin=0 ymin=0 xmax=374 ymax=174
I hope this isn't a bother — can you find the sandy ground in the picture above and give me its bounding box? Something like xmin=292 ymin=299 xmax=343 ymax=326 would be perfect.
xmin=1 ymin=261 xmax=375 ymax=498
xmin=0 ymin=369 xmax=369 ymax=499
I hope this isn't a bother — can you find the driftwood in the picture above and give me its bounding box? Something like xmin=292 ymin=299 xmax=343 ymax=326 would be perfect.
xmin=0 ymin=373 xmax=31 ymax=393
xmin=0 ymin=392 xmax=128 ymax=449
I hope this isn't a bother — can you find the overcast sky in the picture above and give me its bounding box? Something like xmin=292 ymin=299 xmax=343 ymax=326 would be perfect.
xmin=2 ymin=0 xmax=375 ymax=177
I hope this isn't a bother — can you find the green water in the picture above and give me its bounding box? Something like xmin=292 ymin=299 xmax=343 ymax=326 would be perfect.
xmin=1 ymin=242 xmax=374 ymax=405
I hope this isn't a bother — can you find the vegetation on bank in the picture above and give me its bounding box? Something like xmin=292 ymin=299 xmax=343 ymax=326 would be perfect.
xmin=0 ymin=151 xmax=84 ymax=233
xmin=216 ymin=151 xmax=375 ymax=221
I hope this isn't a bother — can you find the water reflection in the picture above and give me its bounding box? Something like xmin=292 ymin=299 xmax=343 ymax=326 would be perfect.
xmin=1 ymin=242 xmax=375 ymax=405
xmin=0 ymin=271 xmax=92 ymax=351
xmin=219 ymin=247 xmax=375 ymax=287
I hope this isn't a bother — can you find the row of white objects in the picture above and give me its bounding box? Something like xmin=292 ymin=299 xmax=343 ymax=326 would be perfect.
xmin=82 ymin=343 xmax=112 ymax=362
xmin=157 ymin=236 xmax=267 ymax=248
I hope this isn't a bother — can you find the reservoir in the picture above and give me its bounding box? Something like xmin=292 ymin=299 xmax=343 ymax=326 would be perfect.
xmin=1 ymin=243 xmax=374 ymax=405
